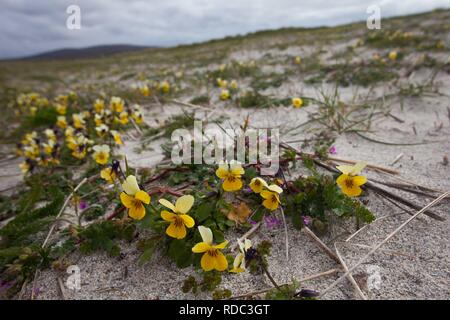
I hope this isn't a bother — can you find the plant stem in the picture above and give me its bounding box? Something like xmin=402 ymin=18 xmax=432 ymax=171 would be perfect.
xmin=260 ymin=259 xmax=281 ymax=291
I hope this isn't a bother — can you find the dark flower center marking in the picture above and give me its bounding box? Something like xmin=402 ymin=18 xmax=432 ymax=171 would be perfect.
xmin=345 ymin=178 xmax=354 ymax=188
xmin=207 ymin=249 xmax=219 ymax=257
xmin=173 ymin=215 xmax=184 ymax=227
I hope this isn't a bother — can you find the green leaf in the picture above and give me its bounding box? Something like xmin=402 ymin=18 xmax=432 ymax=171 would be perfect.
xmin=302 ymin=155 xmax=317 ymax=175
xmin=244 ymin=167 xmax=258 ymax=180
xmin=138 ymin=246 xmax=156 ymax=266
xmin=195 ymin=202 xmax=214 ymax=222
xmin=168 ymin=239 xmax=193 ymax=268
xmin=251 ymin=206 xmax=265 ymax=222
xmin=137 ymin=237 xmax=159 ymax=266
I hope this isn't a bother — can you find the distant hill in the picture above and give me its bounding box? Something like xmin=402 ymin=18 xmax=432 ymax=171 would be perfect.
xmin=21 ymin=44 xmax=152 ymax=60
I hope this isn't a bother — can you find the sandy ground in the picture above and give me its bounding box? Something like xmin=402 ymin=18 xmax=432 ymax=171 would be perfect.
xmin=20 ymin=71 xmax=450 ymax=300
xmin=2 ymin=13 xmax=450 ymax=299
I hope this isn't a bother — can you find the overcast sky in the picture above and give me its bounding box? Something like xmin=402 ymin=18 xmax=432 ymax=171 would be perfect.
xmin=0 ymin=0 xmax=449 ymax=59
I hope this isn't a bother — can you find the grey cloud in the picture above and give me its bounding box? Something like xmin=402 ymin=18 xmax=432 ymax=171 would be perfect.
xmin=0 ymin=0 xmax=449 ymax=58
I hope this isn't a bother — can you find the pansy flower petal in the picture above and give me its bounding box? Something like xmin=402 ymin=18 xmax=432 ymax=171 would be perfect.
xmin=350 ymin=162 xmax=367 ymax=175
xmin=353 ymin=175 xmax=367 ymax=186
xmin=229 ymin=161 xmax=244 ymax=175
xmin=214 ymin=251 xmax=228 ymax=271
xmin=179 ymin=214 xmax=195 ymax=228
xmin=175 ymin=195 xmax=194 ymax=214
xmin=201 ymin=252 xmax=215 ymax=271
xmin=215 ymin=166 xmax=229 ymax=179
xmin=223 ymin=177 xmax=242 ymax=192
xmin=214 ymin=240 xmax=229 ymax=250
xmin=161 ymin=210 xmax=176 ymax=222
xmin=166 ymin=223 xmax=187 ymax=239
xmin=159 ymin=198 xmax=176 ymax=211
xmin=120 ymin=192 xmax=134 ymax=208
xmin=192 ymin=242 xmax=211 ymax=253
xmin=336 ymin=164 xmax=353 ymax=175
xmin=128 ymin=202 xmax=146 ymax=220
xmin=198 ymin=226 xmax=213 ymax=244
xmin=122 ymin=175 xmax=140 ymax=195
xmin=260 ymin=190 xmax=272 ymax=199
xmin=267 ymin=184 xmax=283 ymax=194
xmin=135 ymin=190 xmax=150 ymax=204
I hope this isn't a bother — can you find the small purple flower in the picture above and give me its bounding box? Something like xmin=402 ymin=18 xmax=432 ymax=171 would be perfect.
xmin=249 ymin=219 xmax=258 ymax=225
xmin=302 ymin=215 xmax=312 ymax=226
xmin=242 ymin=187 xmax=253 ymax=194
xmin=264 ymin=215 xmax=281 ymax=229
xmin=328 ymin=146 xmax=337 ymax=155
xmin=79 ymin=200 xmax=88 ymax=211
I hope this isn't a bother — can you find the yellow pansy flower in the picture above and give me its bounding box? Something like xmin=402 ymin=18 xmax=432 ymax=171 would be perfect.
xmin=38 ymin=157 xmax=49 ymax=167
xmin=24 ymin=145 xmax=39 ymax=160
xmin=94 ymin=114 xmax=104 ymax=126
xmin=69 ymin=133 xmax=90 ymax=151
xmin=28 ymin=93 xmax=39 ymax=103
xmin=94 ymin=99 xmax=105 ymax=113
xmin=82 ymin=110 xmax=91 ymax=119
xmin=30 ymin=106 xmax=37 ymax=116
xmin=92 ymin=144 xmax=110 ymax=165
xmin=56 ymin=116 xmax=67 ymax=129
xmin=215 ymin=160 xmax=244 ymax=192
xmin=19 ymin=161 xmax=30 ymax=174
xmin=42 ymin=140 xmax=55 ymax=155
xmin=66 ymin=136 xmax=77 ymax=150
xmin=230 ymin=80 xmax=238 ymax=90
xmin=131 ymin=105 xmax=143 ymax=124
xmin=230 ymin=238 xmax=252 ymax=273
xmin=117 ymin=111 xmax=129 ymax=125
xmin=295 ymin=56 xmax=301 ymax=65
xmin=192 ymin=226 xmax=228 ymax=272
xmin=217 ymin=78 xmax=228 ymax=88
xmin=159 ymin=195 xmax=195 ymax=239
xmin=260 ymin=184 xmax=283 ymax=211
xmin=72 ymin=113 xmax=85 ymax=129
xmin=65 ymin=126 xmax=74 ymax=138
xmin=336 ymin=162 xmax=367 ymax=197
xmin=160 ymin=81 xmax=170 ymax=93
xmin=110 ymin=96 xmax=124 ymax=113
xmin=100 ymin=167 xmax=116 ymax=183
xmin=389 ymin=50 xmax=397 ymax=61
xmin=249 ymin=177 xmax=268 ymax=193
xmin=55 ymin=94 xmax=68 ymax=105
xmin=72 ymin=145 xmax=86 ymax=160
xmin=55 ymin=103 xmax=67 ymax=115
xmin=120 ymin=175 xmax=151 ymax=220
xmin=132 ymin=110 xmax=143 ymax=124
xmin=139 ymin=84 xmax=151 ymax=97
xmin=220 ymin=89 xmax=230 ymax=100
xmin=292 ymin=97 xmax=303 ymax=108
xmin=44 ymin=129 xmax=56 ymax=142
xmin=95 ymin=124 xmax=109 ymax=137
xmin=40 ymin=97 xmax=49 ymax=107
xmin=22 ymin=131 xmax=37 ymax=145
xmin=110 ymin=130 xmax=122 ymax=145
